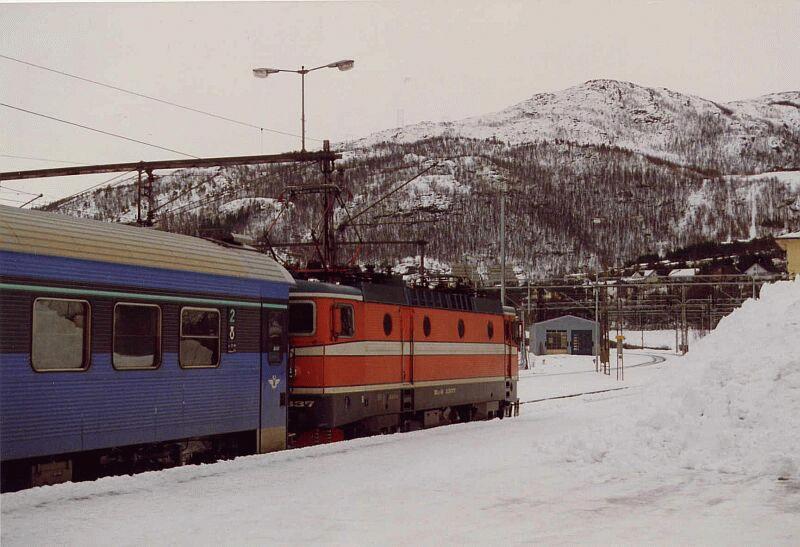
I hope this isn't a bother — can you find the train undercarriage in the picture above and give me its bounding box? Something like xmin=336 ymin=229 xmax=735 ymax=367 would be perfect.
xmin=290 ymin=379 xmax=519 ymax=447
xmin=0 ymin=431 xmax=255 ymax=493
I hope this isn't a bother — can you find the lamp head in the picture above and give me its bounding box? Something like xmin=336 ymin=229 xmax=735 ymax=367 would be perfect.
xmin=253 ymin=68 xmax=280 ymax=78
xmin=328 ymin=59 xmax=355 ymax=71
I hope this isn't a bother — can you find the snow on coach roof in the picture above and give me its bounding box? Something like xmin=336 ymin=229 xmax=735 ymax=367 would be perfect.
xmin=0 ymin=205 xmax=294 ymax=284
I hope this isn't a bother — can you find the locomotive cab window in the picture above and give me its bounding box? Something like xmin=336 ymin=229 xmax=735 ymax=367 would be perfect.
xmin=180 ymin=307 xmax=220 ymax=368
xmin=333 ymin=304 xmax=355 ymax=338
xmin=31 ymin=298 xmax=91 ymax=371
xmin=113 ymin=303 xmax=161 ymax=370
xmin=288 ymin=301 xmax=315 ymax=335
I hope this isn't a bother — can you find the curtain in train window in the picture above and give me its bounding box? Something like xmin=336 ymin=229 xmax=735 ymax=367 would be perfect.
xmin=335 ymin=304 xmax=355 ymax=338
xmin=113 ymin=303 xmax=161 ymax=369
xmin=180 ymin=307 xmax=220 ymax=368
xmin=31 ymin=298 xmax=90 ymax=371
xmin=266 ymin=310 xmax=286 ymax=365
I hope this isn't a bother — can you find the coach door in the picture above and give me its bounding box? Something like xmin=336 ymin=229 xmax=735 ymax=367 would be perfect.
xmin=259 ymin=306 xmax=288 ymax=453
xmin=403 ymin=308 xmax=413 ymax=384
xmin=504 ymin=318 xmax=514 ymax=378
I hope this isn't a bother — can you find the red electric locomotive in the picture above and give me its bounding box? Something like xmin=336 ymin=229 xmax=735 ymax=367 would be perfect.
xmin=287 ymin=279 xmax=519 ymax=445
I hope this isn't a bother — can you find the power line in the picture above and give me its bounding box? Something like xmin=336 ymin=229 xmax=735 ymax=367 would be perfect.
xmin=0 ymin=153 xmax=86 ymax=165
xmin=47 ymin=171 xmax=138 ymax=210
xmin=0 ymin=103 xmax=198 ymax=158
xmin=161 ymin=162 xmax=314 ymax=219
xmin=0 ymin=183 xmax=43 ymax=197
xmin=0 ymin=53 xmax=322 ymax=143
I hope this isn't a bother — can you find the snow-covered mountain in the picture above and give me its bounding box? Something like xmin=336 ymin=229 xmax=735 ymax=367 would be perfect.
xmin=352 ymin=80 xmax=800 ymax=172
xmin=45 ymin=80 xmax=800 ymax=278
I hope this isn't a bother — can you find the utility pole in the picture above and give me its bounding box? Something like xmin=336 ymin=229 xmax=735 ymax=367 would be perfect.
xmin=136 ymin=168 xmax=156 ymax=226
xmin=594 ymin=276 xmax=600 ymax=372
xmin=681 ymin=285 xmax=688 ymax=354
xmin=500 ymin=178 xmax=507 ymax=307
xmin=136 ymin=169 xmax=142 ymax=225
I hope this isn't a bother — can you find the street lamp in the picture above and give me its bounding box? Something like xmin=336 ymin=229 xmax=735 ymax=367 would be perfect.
xmin=252 ymin=59 xmax=354 ymax=152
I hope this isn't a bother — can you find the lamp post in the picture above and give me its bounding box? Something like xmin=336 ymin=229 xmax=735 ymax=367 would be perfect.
xmin=253 ymin=60 xmax=354 ymax=152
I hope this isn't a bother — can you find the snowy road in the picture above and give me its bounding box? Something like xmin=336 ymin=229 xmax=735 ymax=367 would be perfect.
xmin=3 ymin=279 xmax=800 ymax=547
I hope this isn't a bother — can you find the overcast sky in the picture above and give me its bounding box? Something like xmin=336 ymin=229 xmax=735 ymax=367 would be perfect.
xmin=1 ymin=0 xmax=799 ymax=203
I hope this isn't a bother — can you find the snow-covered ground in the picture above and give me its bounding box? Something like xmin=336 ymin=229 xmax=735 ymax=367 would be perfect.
xmin=2 ymin=280 xmax=799 ymax=545
xmin=606 ymin=328 xmax=705 ymax=350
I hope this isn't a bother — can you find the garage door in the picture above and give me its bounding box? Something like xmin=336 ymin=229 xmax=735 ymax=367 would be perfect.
xmin=571 ymin=330 xmax=593 ymax=355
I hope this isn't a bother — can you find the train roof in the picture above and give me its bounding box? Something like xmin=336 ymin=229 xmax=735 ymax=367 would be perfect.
xmin=291 ymin=279 xmax=363 ymax=298
xmin=0 ymin=205 xmax=294 ymax=285
xmin=290 ymin=279 xmax=503 ymax=314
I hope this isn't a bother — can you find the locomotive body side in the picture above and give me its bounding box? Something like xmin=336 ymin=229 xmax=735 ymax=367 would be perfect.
xmin=288 ymin=281 xmax=519 ymax=443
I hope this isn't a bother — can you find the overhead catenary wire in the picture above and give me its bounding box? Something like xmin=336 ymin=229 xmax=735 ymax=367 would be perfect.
xmin=345 ymin=161 xmax=442 ymax=225
xmin=158 ymin=162 xmax=316 ymax=220
xmin=0 ymin=153 xmax=87 ymax=165
xmin=0 ymin=103 xmax=199 ymax=159
xmin=47 ymin=171 xmax=139 ymax=210
xmin=0 ymin=183 xmax=43 ymax=197
xmin=0 ymin=53 xmax=321 ymax=143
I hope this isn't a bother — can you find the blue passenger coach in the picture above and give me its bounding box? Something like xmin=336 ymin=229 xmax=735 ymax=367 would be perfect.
xmin=0 ymin=205 xmax=294 ymax=490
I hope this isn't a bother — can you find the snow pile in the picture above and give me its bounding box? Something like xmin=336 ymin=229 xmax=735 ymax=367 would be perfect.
xmin=570 ymin=279 xmax=800 ymax=478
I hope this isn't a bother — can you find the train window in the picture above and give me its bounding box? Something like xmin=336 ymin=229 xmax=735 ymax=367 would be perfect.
xmin=288 ymin=301 xmax=315 ymax=336
xmin=31 ymin=298 xmax=91 ymax=371
xmin=457 ymin=319 xmax=465 ymax=338
xmin=383 ymin=313 xmax=393 ymax=336
xmin=265 ymin=310 xmax=286 ymax=365
xmin=113 ymin=303 xmax=161 ymax=370
xmin=423 ymin=315 xmax=431 ymax=337
xmin=179 ymin=307 xmax=220 ymax=368
xmin=334 ymin=304 xmax=355 ymax=338
xmin=487 ymin=321 xmax=495 ymax=340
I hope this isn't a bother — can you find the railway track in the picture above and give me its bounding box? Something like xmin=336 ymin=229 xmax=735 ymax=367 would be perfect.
xmin=518 ymin=352 xmax=669 ymax=406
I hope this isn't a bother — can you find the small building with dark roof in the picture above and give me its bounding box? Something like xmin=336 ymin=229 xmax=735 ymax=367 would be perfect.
xmin=530 ymin=315 xmax=599 ymax=356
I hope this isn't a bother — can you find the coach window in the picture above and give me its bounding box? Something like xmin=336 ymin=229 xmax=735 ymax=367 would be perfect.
xmin=113 ymin=303 xmax=161 ymax=369
xmin=288 ymin=301 xmax=315 ymax=336
xmin=334 ymin=304 xmax=355 ymax=338
xmin=423 ymin=315 xmax=431 ymax=337
xmin=180 ymin=307 xmax=220 ymax=368
xmin=31 ymin=298 xmax=91 ymax=371
xmin=383 ymin=313 xmax=393 ymax=336
xmin=457 ymin=319 xmax=465 ymax=339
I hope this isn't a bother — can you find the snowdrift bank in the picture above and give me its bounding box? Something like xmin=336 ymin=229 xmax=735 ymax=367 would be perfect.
xmin=570 ymin=279 xmax=800 ymax=479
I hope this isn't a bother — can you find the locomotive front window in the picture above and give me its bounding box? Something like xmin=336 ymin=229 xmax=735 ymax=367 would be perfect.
xmin=288 ymin=302 xmax=315 ymax=335
xmin=113 ymin=303 xmax=161 ymax=370
xmin=180 ymin=307 xmax=220 ymax=368
xmin=31 ymin=298 xmax=91 ymax=371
